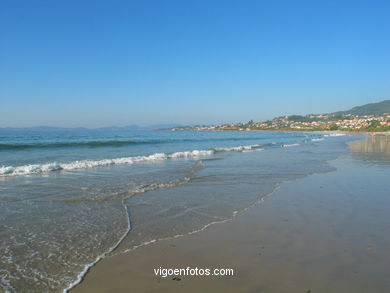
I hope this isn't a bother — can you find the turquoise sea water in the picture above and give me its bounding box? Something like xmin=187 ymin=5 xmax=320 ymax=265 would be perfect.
xmin=0 ymin=129 xmax=356 ymax=292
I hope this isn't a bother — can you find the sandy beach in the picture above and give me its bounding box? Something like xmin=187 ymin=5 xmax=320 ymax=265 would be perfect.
xmin=72 ymin=135 xmax=390 ymax=293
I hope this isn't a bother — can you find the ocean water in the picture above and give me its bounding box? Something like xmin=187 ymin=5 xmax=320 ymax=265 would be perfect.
xmin=0 ymin=129 xmax=356 ymax=292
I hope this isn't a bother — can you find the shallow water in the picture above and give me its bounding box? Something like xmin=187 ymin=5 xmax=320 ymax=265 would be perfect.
xmin=0 ymin=130 xmax=357 ymax=292
xmin=349 ymin=134 xmax=390 ymax=165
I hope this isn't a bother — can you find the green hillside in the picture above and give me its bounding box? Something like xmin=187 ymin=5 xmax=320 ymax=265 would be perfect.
xmin=334 ymin=100 xmax=390 ymax=116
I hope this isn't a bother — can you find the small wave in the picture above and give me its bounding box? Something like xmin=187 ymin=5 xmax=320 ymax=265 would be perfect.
xmin=311 ymin=138 xmax=325 ymax=142
xmin=214 ymin=144 xmax=261 ymax=152
xmin=0 ymin=144 xmax=261 ymax=177
xmin=132 ymin=178 xmax=191 ymax=196
xmin=282 ymin=143 xmax=300 ymax=147
xmin=324 ymin=133 xmax=346 ymax=137
xmin=0 ymin=137 xmax=269 ymax=150
xmin=242 ymin=148 xmax=264 ymax=153
xmin=55 ymin=177 xmax=194 ymax=203
xmin=0 ymin=150 xmax=212 ymax=177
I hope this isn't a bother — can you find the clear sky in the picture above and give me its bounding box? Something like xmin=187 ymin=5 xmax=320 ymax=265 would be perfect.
xmin=1 ymin=0 xmax=389 ymax=127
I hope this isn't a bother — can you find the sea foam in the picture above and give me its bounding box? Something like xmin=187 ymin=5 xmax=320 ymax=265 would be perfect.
xmin=0 ymin=144 xmax=260 ymax=177
xmin=214 ymin=144 xmax=261 ymax=152
xmin=282 ymin=143 xmax=300 ymax=147
xmin=324 ymin=133 xmax=346 ymax=137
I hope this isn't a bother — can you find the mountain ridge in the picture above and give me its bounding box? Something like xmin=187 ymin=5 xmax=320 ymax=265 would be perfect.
xmin=332 ymin=100 xmax=390 ymax=116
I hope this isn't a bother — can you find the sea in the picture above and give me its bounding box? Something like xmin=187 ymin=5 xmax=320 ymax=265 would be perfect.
xmin=0 ymin=129 xmax=357 ymax=292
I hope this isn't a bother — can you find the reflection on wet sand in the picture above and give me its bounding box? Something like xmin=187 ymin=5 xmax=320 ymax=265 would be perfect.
xmin=350 ymin=134 xmax=390 ymax=164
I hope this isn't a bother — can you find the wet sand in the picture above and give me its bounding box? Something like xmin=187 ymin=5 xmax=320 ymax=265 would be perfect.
xmin=72 ymin=135 xmax=390 ymax=293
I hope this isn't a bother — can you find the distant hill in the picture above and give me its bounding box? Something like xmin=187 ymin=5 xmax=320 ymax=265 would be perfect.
xmin=333 ymin=100 xmax=390 ymax=116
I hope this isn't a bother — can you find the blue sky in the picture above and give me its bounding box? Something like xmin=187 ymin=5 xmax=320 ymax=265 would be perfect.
xmin=1 ymin=0 xmax=389 ymax=127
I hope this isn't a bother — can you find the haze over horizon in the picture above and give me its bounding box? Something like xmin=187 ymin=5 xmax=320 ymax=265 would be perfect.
xmin=1 ymin=0 xmax=390 ymax=128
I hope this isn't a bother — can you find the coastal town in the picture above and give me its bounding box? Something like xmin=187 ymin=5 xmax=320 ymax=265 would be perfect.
xmin=168 ymin=113 xmax=390 ymax=132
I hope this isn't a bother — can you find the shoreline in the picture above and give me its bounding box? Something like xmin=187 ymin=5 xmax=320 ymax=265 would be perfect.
xmin=72 ymin=135 xmax=390 ymax=293
xmin=68 ymin=135 xmax=358 ymax=292
xmin=164 ymin=129 xmax=390 ymax=135
xmin=68 ymin=178 xmax=284 ymax=292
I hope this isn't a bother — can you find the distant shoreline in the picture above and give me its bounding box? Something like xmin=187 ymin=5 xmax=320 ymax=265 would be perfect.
xmin=164 ymin=129 xmax=390 ymax=135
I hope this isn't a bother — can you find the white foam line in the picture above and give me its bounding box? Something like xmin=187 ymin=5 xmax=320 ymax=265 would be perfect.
xmin=282 ymin=143 xmax=300 ymax=147
xmin=0 ymin=144 xmax=263 ymax=177
xmin=324 ymin=133 xmax=346 ymax=137
xmin=64 ymin=200 xmax=131 ymax=293
xmin=214 ymin=144 xmax=261 ymax=152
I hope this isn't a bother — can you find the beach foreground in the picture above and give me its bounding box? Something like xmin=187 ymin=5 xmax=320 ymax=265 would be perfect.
xmin=73 ymin=135 xmax=390 ymax=293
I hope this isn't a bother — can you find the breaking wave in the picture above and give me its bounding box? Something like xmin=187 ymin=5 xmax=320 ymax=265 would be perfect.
xmin=282 ymin=143 xmax=300 ymax=147
xmin=312 ymin=138 xmax=325 ymax=142
xmin=324 ymin=133 xmax=346 ymax=137
xmin=0 ymin=144 xmax=262 ymax=177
